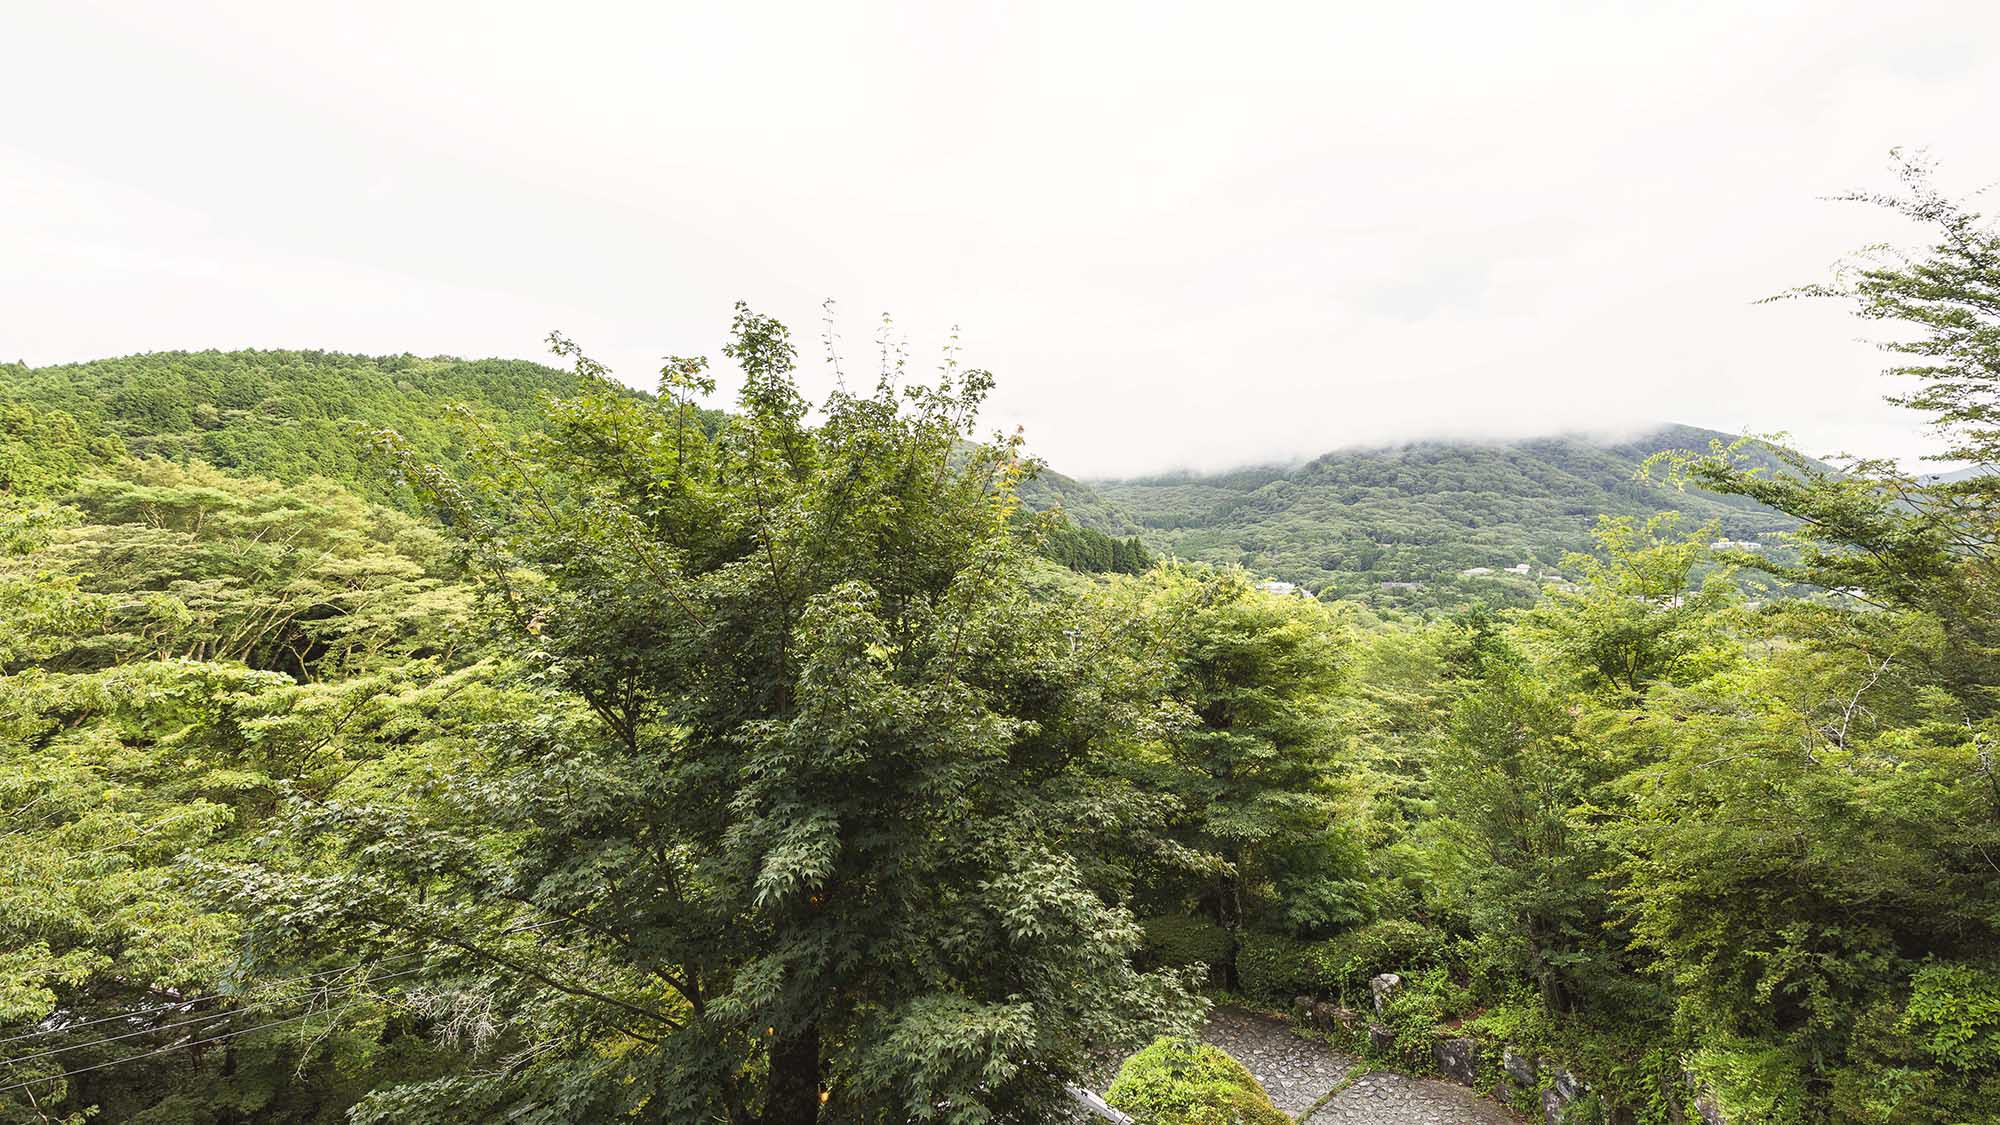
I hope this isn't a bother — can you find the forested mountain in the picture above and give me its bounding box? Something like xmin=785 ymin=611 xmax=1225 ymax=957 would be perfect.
xmin=3 ymin=351 xmax=1786 ymax=602
xmin=0 ymin=349 xmax=639 ymax=511
xmin=1091 ymin=424 xmax=1801 ymax=605
xmin=1017 ymin=464 xmax=1143 ymax=536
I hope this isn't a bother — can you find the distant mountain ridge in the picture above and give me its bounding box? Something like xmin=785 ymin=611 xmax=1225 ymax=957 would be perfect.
xmin=1063 ymin=424 xmax=1798 ymax=607
xmin=5 ymin=352 xmax=1794 ymax=608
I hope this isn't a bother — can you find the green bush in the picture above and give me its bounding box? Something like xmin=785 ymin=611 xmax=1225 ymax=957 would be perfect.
xmin=1105 ymin=1037 xmax=1290 ymax=1125
xmin=1234 ymin=921 xmax=1449 ymax=1001
xmin=1235 ymin=931 xmax=1320 ymax=999
xmin=1378 ymin=968 xmax=1472 ymax=1059
xmin=1315 ymin=920 xmax=1444 ymax=989
xmin=1899 ymin=962 xmax=2000 ymax=1072
xmin=1687 ymin=1039 xmax=1810 ymax=1125
xmin=1141 ymin=915 xmax=1234 ymax=978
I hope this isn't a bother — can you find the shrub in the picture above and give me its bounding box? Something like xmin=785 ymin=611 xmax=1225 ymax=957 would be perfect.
xmin=1314 ymin=920 xmax=1445 ymax=990
xmin=1235 ymin=921 xmax=1449 ymax=1002
xmin=1105 ymin=1037 xmax=1290 ymax=1125
xmin=1235 ymin=931 xmax=1320 ymax=1000
xmin=1377 ymin=968 xmax=1473 ymax=1059
xmin=1142 ymin=915 xmax=1234 ymax=979
xmin=1899 ymin=962 xmax=2000 ymax=1072
xmin=1687 ymin=1039 xmax=1809 ymax=1125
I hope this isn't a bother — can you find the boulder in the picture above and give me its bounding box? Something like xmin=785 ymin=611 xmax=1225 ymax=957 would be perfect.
xmin=1538 ymin=1067 xmax=1590 ymax=1125
xmin=1434 ymin=1036 xmax=1478 ymax=1086
xmin=1368 ymin=972 xmax=1403 ymax=1015
xmin=1367 ymin=1021 xmax=1396 ymax=1054
xmin=1502 ymin=1047 xmax=1537 ymax=1086
xmin=1303 ymin=1000 xmax=1343 ymax=1033
xmin=1693 ymin=1087 xmax=1726 ymax=1125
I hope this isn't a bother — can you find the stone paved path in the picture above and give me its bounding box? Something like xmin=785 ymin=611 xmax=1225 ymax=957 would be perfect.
xmin=1306 ymin=1070 xmax=1521 ymax=1125
xmin=1200 ymin=1008 xmax=1355 ymax=1113
xmin=1195 ymin=1008 xmax=1523 ymax=1124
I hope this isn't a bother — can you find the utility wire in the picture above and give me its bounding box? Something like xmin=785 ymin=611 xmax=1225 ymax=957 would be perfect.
xmin=0 ymin=919 xmax=583 ymax=1097
xmin=0 ymin=918 xmax=568 ymax=1047
xmin=0 ymin=965 xmax=431 ymax=1069
xmin=0 ymin=1004 xmax=362 ymax=1097
xmin=0 ymin=954 xmax=424 ymax=1049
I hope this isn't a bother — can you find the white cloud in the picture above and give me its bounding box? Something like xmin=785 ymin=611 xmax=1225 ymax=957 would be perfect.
xmin=5 ymin=0 xmax=1995 ymax=476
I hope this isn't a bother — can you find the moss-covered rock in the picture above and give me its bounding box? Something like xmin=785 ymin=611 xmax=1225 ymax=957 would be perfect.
xmin=1104 ymin=1036 xmax=1290 ymax=1125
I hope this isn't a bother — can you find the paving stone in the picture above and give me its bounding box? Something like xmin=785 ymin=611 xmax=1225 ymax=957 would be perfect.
xmin=1307 ymin=1070 xmax=1524 ymax=1125
xmin=1197 ymin=1008 xmax=1357 ymax=1113
xmin=1104 ymin=1005 xmax=1525 ymax=1124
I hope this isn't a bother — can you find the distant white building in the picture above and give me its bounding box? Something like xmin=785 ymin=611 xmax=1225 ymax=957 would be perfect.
xmin=1710 ymin=538 xmax=1766 ymax=552
xmin=1257 ymin=580 xmax=1306 ymax=597
xmin=1504 ymin=563 xmax=1533 ymax=575
xmin=1459 ymin=566 xmax=1494 ymax=577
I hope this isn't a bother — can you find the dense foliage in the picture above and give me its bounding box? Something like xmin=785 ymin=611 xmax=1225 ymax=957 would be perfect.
xmin=4 ymin=163 xmax=1999 ymax=1123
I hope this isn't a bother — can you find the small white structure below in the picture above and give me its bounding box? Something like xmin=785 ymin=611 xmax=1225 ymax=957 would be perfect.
xmin=1256 ymin=580 xmax=1306 ymax=597
xmin=1459 ymin=566 xmax=1494 ymax=577
xmin=1504 ymin=563 xmax=1533 ymax=575
xmin=1710 ymin=538 xmax=1765 ymax=552
xmin=1066 ymin=1086 xmax=1133 ymax=1123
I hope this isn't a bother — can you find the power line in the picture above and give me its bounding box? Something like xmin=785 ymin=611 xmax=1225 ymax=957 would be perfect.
xmin=0 ymin=965 xmax=431 ymax=1069
xmin=0 ymin=918 xmax=569 ymax=1047
xmin=0 ymin=954 xmax=424 ymax=1049
xmin=0 ymin=919 xmax=586 ymax=1099
xmin=0 ymin=1004 xmax=363 ymax=1097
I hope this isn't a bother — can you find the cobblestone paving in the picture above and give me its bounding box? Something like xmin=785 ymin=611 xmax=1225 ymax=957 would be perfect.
xmin=1305 ymin=1070 xmax=1522 ymax=1124
xmin=1198 ymin=1008 xmax=1355 ymax=1114
xmin=1194 ymin=1007 xmax=1524 ymax=1124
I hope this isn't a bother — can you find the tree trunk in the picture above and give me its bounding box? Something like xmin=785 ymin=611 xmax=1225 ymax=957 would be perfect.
xmin=761 ymin=1024 xmax=821 ymax=1125
xmin=1217 ymin=862 xmax=1243 ymax=992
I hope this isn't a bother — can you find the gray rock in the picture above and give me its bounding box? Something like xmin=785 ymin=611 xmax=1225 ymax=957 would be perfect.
xmin=1694 ymin=1086 xmax=1726 ymax=1125
xmin=1369 ymin=972 xmax=1404 ymax=1015
xmin=1368 ymin=1021 xmax=1396 ymax=1054
xmin=1502 ymin=1047 xmax=1538 ymax=1085
xmin=1537 ymin=1068 xmax=1591 ymax=1125
xmin=1434 ymin=1036 xmax=1479 ymax=1086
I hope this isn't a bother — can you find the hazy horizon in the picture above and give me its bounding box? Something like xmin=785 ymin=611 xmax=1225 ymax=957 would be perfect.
xmin=8 ymin=2 xmax=1999 ymax=476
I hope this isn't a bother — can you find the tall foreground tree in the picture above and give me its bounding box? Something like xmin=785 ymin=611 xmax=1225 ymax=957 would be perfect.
xmin=224 ymin=307 xmax=1198 ymax=1123
xmin=1113 ymin=567 xmax=1362 ymax=951
xmin=1626 ymin=155 xmax=2000 ymax=1120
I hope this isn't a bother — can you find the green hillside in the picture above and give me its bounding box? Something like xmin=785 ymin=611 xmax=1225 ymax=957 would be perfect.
xmin=0 ymin=349 xmax=634 ymax=510
xmin=1017 ymin=464 xmax=1143 ymax=535
xmin=1091 ymin=423 xmax=1797 ymax=606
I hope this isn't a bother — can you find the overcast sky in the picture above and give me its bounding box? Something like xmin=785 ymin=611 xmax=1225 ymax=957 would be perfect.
xmin=6 ymin=2 xmax=1998 ymax=477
